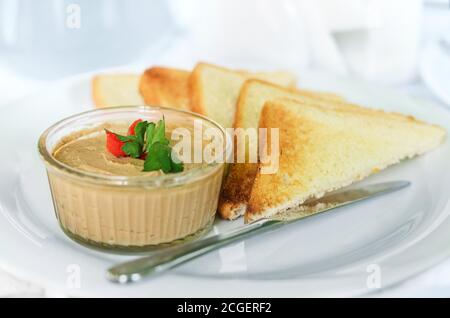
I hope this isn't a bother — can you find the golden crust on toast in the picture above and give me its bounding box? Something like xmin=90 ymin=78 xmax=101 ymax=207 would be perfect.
xmin=139 ymin=67 xmax=191 ymax=110
xmin=219 ymin=80 xmax=345 ymax=220
xmin=219 ymin=163 xmax=258 ymax=219
xmin=245 ymin=98 xmax=446 ymax=222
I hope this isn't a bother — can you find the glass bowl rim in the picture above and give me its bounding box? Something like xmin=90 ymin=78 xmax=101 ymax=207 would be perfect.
xmin=38 ymin=105 xmax=230 ymax=187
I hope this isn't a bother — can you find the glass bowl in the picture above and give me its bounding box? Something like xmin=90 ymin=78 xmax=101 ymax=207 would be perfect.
xmin=38 ymin=106 xmax=229 ymax=252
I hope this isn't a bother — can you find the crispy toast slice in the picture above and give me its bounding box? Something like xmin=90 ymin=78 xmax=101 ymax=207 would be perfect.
xmin=92 ymin=74 xmax=144 ymax=108
xmin=233 ymin=80 xmax=344 ymax=130
xmin=139 ymin=67 xmax=191 ymax=110
xmin=219 ymin=80 xmax=345 ymax=219
xmin=246 ymin=98 xmax=446 ymax=222
xmin=189 ymin=63 xmax=297 ymax=128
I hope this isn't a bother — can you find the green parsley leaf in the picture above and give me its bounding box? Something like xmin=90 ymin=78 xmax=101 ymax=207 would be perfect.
xmin=159 ymin=148 xmax=172 ymax=173
xmin=105 ymin=129 xmax=136 ymax=142
xmin=113 ymin=117 xmax=181 ymax=174
xmin=143 ymin=142 xmax=170 ymax=172
xmin=152 ymin=118 xmax=170 ymax=146
xmin=170 ymin=155 xmax=184 ymax=172
xmin=145 ymin=122 xmax=156 ymax=153
xmin=134 ymin=121 xmax=149 ymax=146
xmin=116 ymin=135 xmax=136 ymax=142
xmin=143 ymin=142 xmax=163 ymax=172
xmin=143 ymin=142 xmax=184 ymax=173
xmin=142 ymin=155 xmax=161 ymax=171
xmin=122 ymin=141 xmax=142 ymax=158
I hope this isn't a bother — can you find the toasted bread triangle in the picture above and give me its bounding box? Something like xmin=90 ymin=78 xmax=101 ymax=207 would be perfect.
xmin=233 ymin=79 xmax=345 ymax=129
xmin=245 ymin=98 xmax=446 ymax=222
xmin=189 ymin=63 xmax=297 ymax=128
xmin=219 ymin=80 xmax=345 ymax=219
xmin=139 ymin=67 xmax=191 ymax=110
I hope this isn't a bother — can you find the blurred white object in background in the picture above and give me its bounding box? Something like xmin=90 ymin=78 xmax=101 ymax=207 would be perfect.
xmin=291 ymin=0 xmax=347 ymax=74
xmin=0 ymin=0 xmax=174 ymax=79
xmin=168 ymin=0 xmax=311 ymax=71
xmin=420 ymin=36 xmax=450 ymax=107
xmin=0 ymin=0 xmax=425 ymax=84
xmin=169 ymin=0 xmax=423 ymax=84
xmin=326 ymin=0 xmax=423 ymax=84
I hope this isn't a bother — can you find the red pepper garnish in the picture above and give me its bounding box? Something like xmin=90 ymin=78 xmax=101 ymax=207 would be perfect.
xmin=127 ymin=119 xmax=142 ymax=136
xmin=105 ymin=130 xmax=126 ymax=157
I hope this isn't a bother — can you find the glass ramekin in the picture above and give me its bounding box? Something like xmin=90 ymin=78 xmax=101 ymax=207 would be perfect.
xmin=38 ymin=106 xmax=230 ymax=252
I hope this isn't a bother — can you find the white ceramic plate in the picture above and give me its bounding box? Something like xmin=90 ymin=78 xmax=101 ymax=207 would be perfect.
xmin=0 ymin=69 xmax=449 ymax=297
